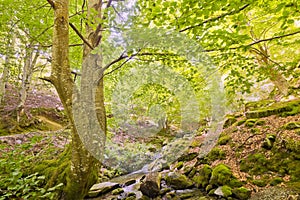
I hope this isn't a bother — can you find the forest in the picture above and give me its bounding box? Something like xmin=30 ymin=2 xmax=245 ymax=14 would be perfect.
xmin=0 ymin=0 xmax=300 ymax=199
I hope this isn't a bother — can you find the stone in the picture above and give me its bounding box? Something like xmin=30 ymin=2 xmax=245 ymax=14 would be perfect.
xmin=139 ymin=172 xmax=161 ymax=198
xmin=88 ymin=182 xmax=120 ymax=197
xmin=165 ymin=172 xmax=193 ymax=189
xmin=232 ymin=187 xmax=251 ymax=200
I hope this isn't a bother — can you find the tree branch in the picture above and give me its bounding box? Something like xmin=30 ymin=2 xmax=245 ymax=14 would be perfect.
xmin=180 ymin=4 xmax=250 ymax=32
xmin=46 ymin=0 xmax=55 ymax=9
xmin=247 ymin=30 xmax=300 ymax=47
xmin=102 ymin=51 xmax=177 ymax=72
xmin=39 ymin=76 xmax=53 ymax=83
xmin=205 ymin=30 xmax=300 ymax=52
xmin=69 ymin=22 xmax=94 ymax=50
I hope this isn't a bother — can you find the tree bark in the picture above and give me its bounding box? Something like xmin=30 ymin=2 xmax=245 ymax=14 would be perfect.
xmin=48 ymin=0 xmax=100 ymax=199
xmin=17 ymin=45 xmax=39 ymax=122
xmin=0 ymin=31 xmax=15 ymax=104
xmin=84 ymin=0 xmax=107 ymax=133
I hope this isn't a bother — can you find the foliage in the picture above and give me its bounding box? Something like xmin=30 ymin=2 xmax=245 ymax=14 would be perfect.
xmin=135 ymin=0 xmax=300 ymax=104
xmin=0 ymin=133 xmax=65 ymax=199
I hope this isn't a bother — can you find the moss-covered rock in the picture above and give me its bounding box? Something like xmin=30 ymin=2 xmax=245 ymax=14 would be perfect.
xmin=192 ymin=164 xmax=212 ymax=188
xmin=224 ymin=116 xmax=237 ymax=128
xmin=221 ymin=185 xmax=232 ymax=197
xmin=177 ymin=152 xmax=198 ymax=162
xmin=246 ymin=100 xmax=300 ymax=118
xmin=270 ymin=177 xmax=283 ymax=186
xmin=240 ymin=153 xmax=268 ymax=175
xmin=111 ymin=187 xmax=124 ymax=195
xmin=218 ymin=135 xmax=231 ymax=145
xmin=165 ymin=172 xmax=193 ymax=189
xmin=252 ymin=179 xmax=268 ymax=187
xmin=255 ymin=119 xmax=266 ymax=126
xmin=207 ymin=148 xmax=226 ymax=162
xmin=262 ymin=134 xmax=276 ymax=150
xmin=210 ymin=164 xmax=241 ymax=187
xmin=232 ymin=187 xmax=251 ymax=200
xmin=250 ymin=128 xmax=260 ymax=134
xmin=245 ymin=100 xmax=275 ymax=111
xmin=282 ymin=122 xmax=300 ymax=130
xmin=237 ymin=119 xmax=246 ymax=126
xmin=245 ymin=119 xmax=257 ymax=127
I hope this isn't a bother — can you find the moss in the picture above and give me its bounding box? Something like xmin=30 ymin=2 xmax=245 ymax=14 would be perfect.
xmin=207 ymin=148 xmax=226 ymax=162
xmin=246 ymin=100 xmax=300 ymax=118
xmin=255 ymin=119 xmax=266 ymax=126
xmin=174 ymin=161 xmax=184 ymax=170
xmin=282 ymin=122 xmax=300 ymax=130
xmin=112 ymin=188 xmax=124 ymax=195
xmin=285 ymin=139 xmax=300 ymax=154
xmin=165 ymin=172 xmax=194 ymax=189
xmin=207 ymin=188 xmax=216 ymax=196
xmin=296 ymin=129 xmax=300 ymax=135
xmin=229 ymin=178 xmax=243 ymax=188
xmin=252 ymin=179 xmax=268 ymax=187
xmin=262 ymin=134 xmax=276 ymax=150
xmin=245 ymin=100 xmax=275 ymax=111
xmin=193 ymin=164 xmax=212 ymax=188
xmin=250 ymin=128 xmax=260 ymax=134
xmin=270 ymin=177 xmax=283 ymax=186
xmin=288 ymin=160 xmax=300 ymax=181
xmin=177 ymin=152 xmax=198 ymax=162
xmin=240 ymin=153 xmax=268 ymax=175
xmin=210 ymin=164 xmax=240 ymax=187
xmin=286 ymin=181 xmax=300 ymax=193
xmin=218 ymin=135 xmax=231 ymax=145
xmin=223 ymin=116 xmax=237 ymax=128
xmin=232 ymin=187 xmax=251 ymax=200
xmin=205 ymin=184 xmax=213 ymax=192
xmin=237 ymin=119 xmax=246 ymax=126
xmin=221 ymin=185 xmax=233 ymax=197
xmin=245 ymin=119 xmax=257 ymax=127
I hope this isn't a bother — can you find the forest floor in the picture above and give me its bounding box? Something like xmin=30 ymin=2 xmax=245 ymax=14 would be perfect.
xmin=0 ymin=84 xmax=66 ymax=135
xmin=0 ymin=86 xmax=300 ymax=199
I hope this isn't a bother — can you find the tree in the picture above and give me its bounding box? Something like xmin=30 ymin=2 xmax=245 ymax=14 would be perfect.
xmin=44 ymin=0 xmax=111 ymax=198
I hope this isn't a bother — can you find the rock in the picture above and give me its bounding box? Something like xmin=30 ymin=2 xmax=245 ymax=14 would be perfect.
xmin=217 ymin=135 xmax=231 ymax=145
xmin=283 ymin=122 xmax=300 ymax=130
xmin=177 ymin=152 xmax=198 ymax=162
xmin=165 ymin=172 xmax=194 ymax=189
xmin=214 ymin=185 xmax=232 ymax=197
xmin=232 ymin=187 xmax=251 ymax=200
xmin=210 ymin=164 xmax=242 ymax=187
xmin=250 ymin=186 xmax=299 ymax=200
xmin=88 ymin=182 xmax=120 ymax=197
xmin=262 ymin=134 xmax=276 ymax=150
xmin=192 ymin=164 xmax=212 ymax=188
xmin=139 ymin=172 xmax=161 ymax=198
xmin=175 ymin=189 xmax=205 ymax=199
xmin=111 ymin=188 xmax=124 ymax=195
xmin=245 ymin=119 xmax=257 ymax=127
xmin=223 ymin=116 xmax=237 ymax=128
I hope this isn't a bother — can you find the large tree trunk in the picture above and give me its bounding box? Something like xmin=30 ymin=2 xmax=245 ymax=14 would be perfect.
xmin=84 ymin=0 xmax=106 ymax=133
xmin=47 ymin=0 xmax=100 ymax=199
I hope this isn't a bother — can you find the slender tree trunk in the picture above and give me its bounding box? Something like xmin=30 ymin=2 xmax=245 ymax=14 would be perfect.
xmin=47 ymin=0 xmax=100 ymax=199
xmin=0 ymin=32 xmax=15 ymax=104
xmin=17 ymin=45 xmax=39 ymax=122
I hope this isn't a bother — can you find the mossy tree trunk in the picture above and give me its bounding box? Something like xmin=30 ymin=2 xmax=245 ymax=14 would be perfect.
xmin=46 ymin=0 xmax=100 ymax=199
